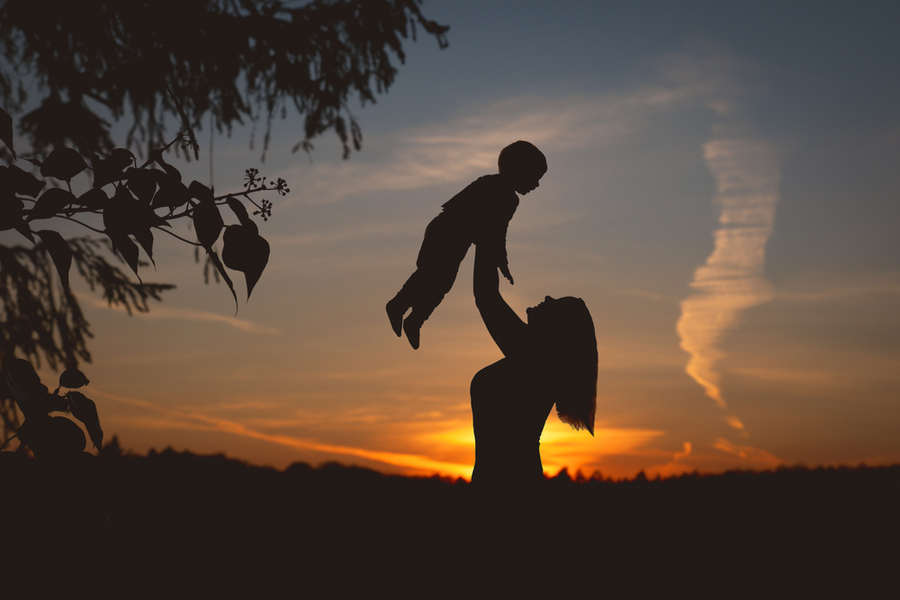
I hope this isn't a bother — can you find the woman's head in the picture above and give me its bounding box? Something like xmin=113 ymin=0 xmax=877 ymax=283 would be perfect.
xmin=528 ymin=296 xmax=598 ymax=435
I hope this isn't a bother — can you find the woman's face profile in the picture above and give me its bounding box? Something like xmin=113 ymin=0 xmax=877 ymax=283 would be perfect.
xmin=526 ymin=296 xmax=557 ymax=325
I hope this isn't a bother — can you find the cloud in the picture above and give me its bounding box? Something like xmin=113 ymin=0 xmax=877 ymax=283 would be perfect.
xmin=728 ymin=366 xmax=840 ymax=387
xmin=645 ymin=437 xmax=783 ymax=478
xmin=725 ymin=415 xmax=745 ymax=431
xmin=280 ymin=50 xmax=770 ymax=208
xmin=93 ymin=387 xmax=473 ymax=478
xmin=713 ymin=438 xmax=781 ymax=469
xmin=76 ymin=292 xmax=282 ymax=334
xmin=644 ymin=441 xmax=695 ymax=478
xmin=677 ymin=139 xmax=780 ymax=408
xmin=94 ymin=384 xmax=674 ymax=480
xmin=773 ymin=278 xmax=900 ymax=303
xmin=281 ymin=95 xmax=638 ymax=207
xmin=655 ymin=46 xmax=768 ymax=117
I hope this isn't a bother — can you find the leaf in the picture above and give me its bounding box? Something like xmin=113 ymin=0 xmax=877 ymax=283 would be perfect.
xmin=41 ymin=147 xmax=88 ymax=181
xmin=225 ymin=196 xmax=258 ymax=233
xmin=110 ymin=234 xmax=142 ymax=281
xmin=133 ymin=227 xmax=156 ymax=267
xmin=0 ymin=188 xmax=25 ymax=231
xmin=0 ymin=106 xmax=14 ymax=159
xmin=103 ymin=184 xmax=166 ymax=273
xmin=4 ymin=374 xmax=31 ymax=413
xmin=76 ymin=187 xmax=108 ymax=210
xmin=222 ymin=225 xmax=270 ymax=299
xmin=91 ymin=153 xmax=128 ymax=189
xmin=14 ymin=418 xmax=38 ymax=451
xmin=151 ymin=150 xmax=182 ymax=183
xmin=104 ymin=184 xmax=156 ymax=235
xmin=14 ymin=221 xmax=34 ymax=244
xmin=4 ymin=359 xmax=44 ymax=417
xmin=207 ymin=249 xmax=238 ymax=313
xmin=103 ymin=185 xmax=135 ymax=240
xmin=59 ymin=368 xmax=90 ymax=389
xmin=109 ymin=148 xmax=135 ymax=170
xmin=15 ymin=415 xmax=84 ymax=458
xmin=32 ymin=392 xmax=69 ymax=414
xmin=41 ymin=416 xmax=88 ymax=457
xmin=151 ymin=176 xmax=190 ymax=210
xmin=27 ymin=187 xmax=75 ymax=221
xmin=0 ymin=164 xmax=45 ymax=197
xmin=193 ymin=198 xmax=223 ymax=248
xmin=188 ymin=180 xmax=214 ymax=202
xmin=36 ymin=230 xmax=73 ymax=292
xmin=67 ymin=391 xmax=103 ymax=450
xmin=126 ymin=167 xmax=157 ymax=203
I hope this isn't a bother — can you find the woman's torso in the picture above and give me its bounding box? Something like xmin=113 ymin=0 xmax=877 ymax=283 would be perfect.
xmin=470 ymin=358 xmax=554 ymax=487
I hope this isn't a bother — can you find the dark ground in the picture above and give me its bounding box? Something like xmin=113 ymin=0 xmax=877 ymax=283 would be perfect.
xmin=2 ymin=446 xmax=897 ymax=599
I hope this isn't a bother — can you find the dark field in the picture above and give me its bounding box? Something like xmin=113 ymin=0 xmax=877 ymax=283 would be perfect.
xmin=2 ymin=446 xmax=897 ymax=599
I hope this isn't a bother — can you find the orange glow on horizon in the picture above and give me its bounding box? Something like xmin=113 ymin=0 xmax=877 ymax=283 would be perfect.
xmin=91 ymin=386 xmax=692 ymax=481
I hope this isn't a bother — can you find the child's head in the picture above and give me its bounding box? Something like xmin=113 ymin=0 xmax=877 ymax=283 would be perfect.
xmin=498 ymin=141 xmax=547 ymax=195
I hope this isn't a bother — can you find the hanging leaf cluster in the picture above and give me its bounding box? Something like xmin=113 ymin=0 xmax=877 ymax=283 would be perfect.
xmin=1 ymin=359 xmax=100 ymax=461
xmin=0 ymin=106 xmax=284 ymax=312
xmin=0 ymin=0 xmax=449 ymax=159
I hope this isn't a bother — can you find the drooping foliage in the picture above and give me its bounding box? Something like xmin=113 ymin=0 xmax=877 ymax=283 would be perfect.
xmin=0 ymin=0 xmax=448 ymax=445
xmin=0 ymin=0 xmax=449 ymax=159
xmin=0 ymin=106 xmax=284 ymax=437
xmin=1 ymin=358 xmax=102 ymax=460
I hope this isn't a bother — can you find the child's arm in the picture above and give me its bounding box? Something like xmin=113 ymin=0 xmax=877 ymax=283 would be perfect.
xmin=480 ymin=240 xmax=513 ymax=284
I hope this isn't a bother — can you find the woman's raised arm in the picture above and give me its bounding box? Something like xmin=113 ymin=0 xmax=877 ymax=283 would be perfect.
xmin=473 ymin=246 xmax=529 ymax=358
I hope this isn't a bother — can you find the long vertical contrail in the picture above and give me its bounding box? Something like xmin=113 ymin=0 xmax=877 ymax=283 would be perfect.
xmin=677 ymin=138 xmax=780 ymax=414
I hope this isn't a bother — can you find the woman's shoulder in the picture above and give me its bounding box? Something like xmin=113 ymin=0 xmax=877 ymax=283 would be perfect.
xmin=472 ymin=351 xmax=548 ymax=386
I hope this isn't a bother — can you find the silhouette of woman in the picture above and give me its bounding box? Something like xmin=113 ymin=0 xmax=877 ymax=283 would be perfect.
xmin=470 ymin=245 xmax=598 ymax=490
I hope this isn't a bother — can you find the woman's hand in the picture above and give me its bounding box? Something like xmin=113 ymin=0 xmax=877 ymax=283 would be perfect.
xmin=474 ymin=246 xmax=528 ymax=358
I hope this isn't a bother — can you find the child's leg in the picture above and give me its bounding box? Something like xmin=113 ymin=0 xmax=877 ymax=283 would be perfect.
xmin=386 ymin=265 xmax=436 ymax=337
xmin=401 ymin=255 xmax=466 ymax=349
xmin=401 ymin=290 xmax=439 ymax=350
xmin=389 ymin=213 xmax=469 ymax=348
xmin=386 ymin=290 xmax=410 ymax=337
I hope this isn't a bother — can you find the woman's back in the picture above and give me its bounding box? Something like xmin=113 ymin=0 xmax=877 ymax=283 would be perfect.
xmin=470 ymin=358 xmax=554 ymax=487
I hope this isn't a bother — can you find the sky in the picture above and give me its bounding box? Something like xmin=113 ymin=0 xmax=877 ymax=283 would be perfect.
xmin=5 ymin=0 xmax=899 ymax=480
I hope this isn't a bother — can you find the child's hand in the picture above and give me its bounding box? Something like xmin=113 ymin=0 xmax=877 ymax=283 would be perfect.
xmin=500 ymin=264 xmax=514 ymax=285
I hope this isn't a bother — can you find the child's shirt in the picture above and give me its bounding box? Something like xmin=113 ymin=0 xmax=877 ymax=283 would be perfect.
xmin=440 ymin=174 xmax=519 ymax=267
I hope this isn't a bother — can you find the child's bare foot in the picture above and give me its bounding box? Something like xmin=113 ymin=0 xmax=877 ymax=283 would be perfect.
xmin=386 ymin=298 xmax=404 ymax=337
xmin=403 ymin=318 xmax=421 ymax=350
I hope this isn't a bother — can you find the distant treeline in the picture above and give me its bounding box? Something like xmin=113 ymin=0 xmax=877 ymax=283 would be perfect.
xmin=2 ymin=443 xmax=897 ymax=598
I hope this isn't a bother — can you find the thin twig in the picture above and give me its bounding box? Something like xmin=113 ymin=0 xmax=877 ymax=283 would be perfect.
xmin=154 ymin=227 xmax=201 ymax=246
xmin=59 ymin=215 xmax=107 ymax=235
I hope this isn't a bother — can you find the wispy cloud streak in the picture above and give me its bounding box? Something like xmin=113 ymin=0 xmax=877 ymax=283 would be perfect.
xmin=713 ymin=438 xmax=781 ymax=468
xmin=76 ymin=293 xmax=282 ymax=334
xmin=677 ymin=139 xmax=780 ymax=408
xmin=93 ymin=388 xmax=473 ymax=478
xmin=281 ymin=52 xmax=764 ymax=208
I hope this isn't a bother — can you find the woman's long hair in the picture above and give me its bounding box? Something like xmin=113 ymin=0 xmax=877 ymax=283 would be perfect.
xmin=535 ymin=297 xmax=598 ymax=435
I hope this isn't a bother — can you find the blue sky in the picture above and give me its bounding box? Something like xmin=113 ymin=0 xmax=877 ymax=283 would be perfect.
xmin=6 ymin=0 xmax=899 ymax=478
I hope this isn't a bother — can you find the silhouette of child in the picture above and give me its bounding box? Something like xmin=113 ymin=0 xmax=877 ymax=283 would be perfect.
xmin=387 ymin=141 xmax=547 ymax=349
